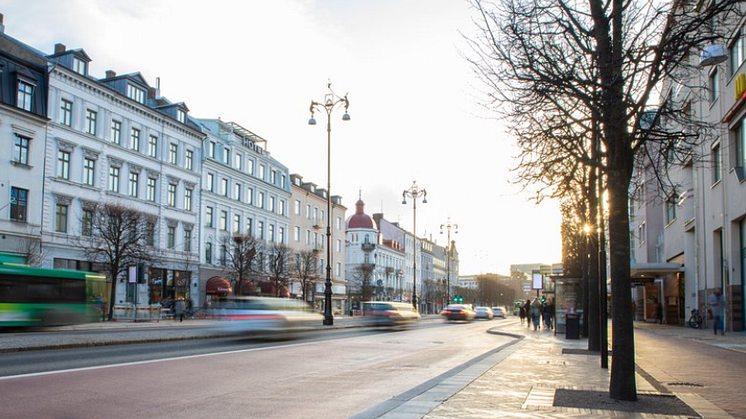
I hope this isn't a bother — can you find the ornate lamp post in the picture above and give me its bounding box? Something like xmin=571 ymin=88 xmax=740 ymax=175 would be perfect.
xmin=402 ymin=181 xmax=427 ymax=311
xmin=308 ymin=82 xmax=350 ymax=326
xmin=440 ymin=218 xmax=458 ymax=305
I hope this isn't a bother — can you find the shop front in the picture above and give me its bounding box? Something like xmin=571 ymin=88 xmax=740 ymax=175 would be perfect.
xmin=631 ymin=262 xmax=684 ymax=325
xmin=148 ymin=268 xmax=192 ymax=311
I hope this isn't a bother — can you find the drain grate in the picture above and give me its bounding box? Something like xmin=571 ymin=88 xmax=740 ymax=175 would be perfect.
xmin=667 ymin=382 xmax=704 ymax=388
xmin=539 ymin=360 xmax=569 ymax=365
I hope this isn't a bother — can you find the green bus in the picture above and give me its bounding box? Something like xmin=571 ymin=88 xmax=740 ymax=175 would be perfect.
xmin=0 ymin=256 xmax=107 ymax=327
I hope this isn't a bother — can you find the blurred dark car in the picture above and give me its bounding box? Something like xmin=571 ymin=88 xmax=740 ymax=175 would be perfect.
xmin=491 ymin=307 xmax=507 ymax=318
xmin=475 ymin=306 xmax=494 ymax=320
xmin=361 ymin=301 xmax=421 ymax=327
xmin=442 ymin=304 xmax=476 ymax=322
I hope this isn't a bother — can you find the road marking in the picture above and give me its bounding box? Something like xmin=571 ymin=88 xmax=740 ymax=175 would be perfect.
xmin=0 ymin=339 xmax=324 ymax=381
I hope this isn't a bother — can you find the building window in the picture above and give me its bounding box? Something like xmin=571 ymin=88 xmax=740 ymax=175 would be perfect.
xmin=10 ymin=187 xmax=27 ymax=222
xmin=128 ymin=172 xmax=139 ymax=197
xmin=13 ymin=135 xmax=29 ymax=165
xmin=294 ymin=226 xmax=301 ymax=242
xmin=111 ymin=120 xmax=122 ymax=145
xmin=247 ymin=159 xmax=254 ymax=175
xmin=306 ymin=204 xmax=311 ymax=219
xmin=234 ymin=153 xmax=242 ymax=170
xmin=185 ymin=150 xmax=193 ymax=171
xmin=57 ymin=150 xmax=70 ymax=179
xmin=281 ymin=175 xmax=286 ymax=189
xmin=259 ymin=165 xmax=265 ymax=180
xmin=83 ymin=158 xmax=95 ymax=186
xmin=234 ymin=214 xmax=241 ymax=233
xmin=168 ymin=183 xmax=177 ymax=207
xmin=736 ymin=120 xmax=746 ymax=171
xmin=270 ymin=170 xmax=277 ymax=185
xmin=295 ymin=200 xmax=301 ymax=216
xmin=713 ymin=143 xmax=722 ymax=183
xmin=55 ymin=203 xmax=68 ymax=233
xmin=222 ymin=178 xmax=229 ymax=197
xmin=306 ymin=230 xmax=311 ymax=245
xmin=222 ymin=148 xmax=230 ymax=165
xmin=337 ymin=216 xmax=342 ymax=231
xmin=730 ymin=28 xmax=744 ymax=77
xmin=86 ymin=110 xmax=97 ymax=135
xmin=146 ymin=178 xmax=157 ymax=202
xmin=710 ymin=68 xmax=719 ymax=103
xmin=638 ymin=222 xmax=646 ymax=246
xmin=246 ymin=218 xmax=253 ymax=236
xmin=278 ymin=200 xmax=285 ymax=216
xmin=258 ymin=192 xmax=265 ymax=209
xmin=336 ymin=239 xmax=342 ymax=252
xmin=234 ymin=183 xmax=242 ymax=201
xmin=177 ymin=109 xmax=186 ymax=124
xmin=208 ymin=141 xmax=216 ymax=158
xmin=17 ymin=80 xmax=33 ymax=111
xmin=60 ymin=99 xmax=73 ymax=126
xmin=82 ymin=208 xmax=93 ymax=236
xmin=148 ymin=135 xmax=158 ymax=158
xmin=167 ymin=226 xmax=175 ymax=249
xmin=146 ymin=222 xmax=155 ymax=246
xmin=108 ymin=166 xmax=120 ymax=192
xmin=336 ymin=262 xmax=341 ymax=277
xmin=72 ymin=57 xmax=86 ymax=75
xmin=130 ymin=128 xmax=140 ymax=152
xmin=183 ymin=228 xmax=192 ymax=252
xmin=184 ymin=188 xmax=193 ymax=211
xmin=206 ymin=173 xmax=214 ymax=192
xmin=220 ymin=245 xmax=227 ymax=266
xmin=205 ymin=242 xmax=213 ymax=264
xmin=206 ymin=206 xmax=214 ymax=228
xmin=258 ymin=221 xmax=265 ymax=240
xmin=665 ymin=197 xmax=677 ymax=224
xmin=127 ymin=84 xmax=145 ymax=104
xmin=269 ymin=196 xmax=275 ymax=212
xmin=279 ymin=227 xmax=285 ymax=244
xmin=220 ymin=211 xmax=227 ymax=231
xmin=247 ymin=187 xmax=254 ymax=205
xmin=169 ymin=143 xmax=178 ymax=165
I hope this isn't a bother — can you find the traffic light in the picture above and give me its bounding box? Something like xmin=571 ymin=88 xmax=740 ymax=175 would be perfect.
xmin=453 ymin=296 xmax=463 ymax=303
xmin=541 ymin=296 xmax=546 ymax=303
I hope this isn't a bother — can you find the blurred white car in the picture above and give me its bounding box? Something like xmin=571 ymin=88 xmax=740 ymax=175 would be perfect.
xmin=206 ymin=296 xmax=322 ymax=333
xmin=491 ymin=307 xmax=507 ymax=318
xmin=475 ymin=306 xmax=494 ymax=320
xmin=361 ymin=301 xmax=421 ymax=327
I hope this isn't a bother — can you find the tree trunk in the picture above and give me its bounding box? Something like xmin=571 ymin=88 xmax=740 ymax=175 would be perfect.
xmin=587 ymin=167 xmax=601 ymax=351
xmin=607 ymin=167 xmax=637 ymax=401
xmin=107 ymin=265 xmax=119 ymax=321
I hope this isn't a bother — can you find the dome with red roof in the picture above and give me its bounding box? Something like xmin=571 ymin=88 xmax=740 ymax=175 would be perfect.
xmin=346 ymin=199 xmax=375 ymax=229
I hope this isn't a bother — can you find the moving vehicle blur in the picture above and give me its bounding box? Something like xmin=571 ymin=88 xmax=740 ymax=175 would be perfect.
xmin=360 ymin=301 xmax=421 ymax=328
xmin=441 ymin=304 xmax=476 ymax=322
xmin=475 ymin=306 xmax=494 ymax=320
xmin=492 ymin=307 xmax=507 ymax=318
xmin=205 ymin=296 xmax=322 ymax=334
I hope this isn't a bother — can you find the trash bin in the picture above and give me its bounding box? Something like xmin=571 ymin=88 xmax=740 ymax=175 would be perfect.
xmin=565 ymin=313 xmax=580 ymax=339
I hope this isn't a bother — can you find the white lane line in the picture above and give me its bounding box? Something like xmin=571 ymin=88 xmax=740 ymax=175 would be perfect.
xmin=0 ymin=339 xmax=323 ymax=381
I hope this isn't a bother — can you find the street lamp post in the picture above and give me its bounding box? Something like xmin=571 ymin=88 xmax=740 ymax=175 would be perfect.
xmin=308 ymin=82 xmax=350 ymax=326
xmin=440 ymin=218 xmax=458 ymax=306
xmin=402 ymin=181 xmax=427 ymax=311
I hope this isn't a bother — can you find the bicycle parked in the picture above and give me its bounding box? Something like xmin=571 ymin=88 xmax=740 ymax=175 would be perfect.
xmin=688 ymin=308 xmax=704 ymax=329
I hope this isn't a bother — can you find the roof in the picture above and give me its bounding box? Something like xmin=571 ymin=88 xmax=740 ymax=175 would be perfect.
xmin=347 ymin=199 xmax=375 ymax=229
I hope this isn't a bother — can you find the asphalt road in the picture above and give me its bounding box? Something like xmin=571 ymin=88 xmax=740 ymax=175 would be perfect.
xmin=0 ymin=319 xmax=516 ymax=419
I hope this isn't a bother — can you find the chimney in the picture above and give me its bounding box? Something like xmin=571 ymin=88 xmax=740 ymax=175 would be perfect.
xmin=54 ymin=43 xmax=66 ymax=54
xmin=155 ymin=77 xmax=161 ymax=98
xmin=148 ymin=87 xmax=156 ymax=99
xmin=0 ymin=13 xmax=5 ymax=34
xmin=105 ymin=70 xmax=116 ymax=78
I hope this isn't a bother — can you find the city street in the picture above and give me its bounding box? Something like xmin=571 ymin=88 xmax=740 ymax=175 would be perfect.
xmin=0 ymin=319 xmax=515 ymax=419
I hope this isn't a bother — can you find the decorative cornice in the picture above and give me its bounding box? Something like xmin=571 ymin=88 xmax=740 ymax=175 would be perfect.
xmin=108 ymin=156 xmax=124 ymax=167
xmin=166 ymin=218 xmax=179 ymax=227
xmin=146 ymin=169 xmax=160 ymax=179
xmin=167 ymin=175 xmax=181 ymax=185
xmin=55 ymin=137 xmax=76 ymax=152
xmin=82 ymin=147 xmax=100 ymax=159
xmin=183 ymin=181 xmax=197 ymax=190
xmin=129 ymin=164 xmax=143 ymax=173
xmin=11 ymin=124 xmax=36 ymax=138
xmin=53 ymin=193 xmax=73 ymax=205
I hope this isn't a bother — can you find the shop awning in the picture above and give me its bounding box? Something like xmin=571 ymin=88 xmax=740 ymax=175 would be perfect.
xmin=631 ymin=263 xmax=683 ymax=281
xmin=206 ymin=276 xmax=232 ymax=294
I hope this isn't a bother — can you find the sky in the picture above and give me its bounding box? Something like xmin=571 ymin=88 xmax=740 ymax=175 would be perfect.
xmin=0 ymin=0 xmax=561 ymax=274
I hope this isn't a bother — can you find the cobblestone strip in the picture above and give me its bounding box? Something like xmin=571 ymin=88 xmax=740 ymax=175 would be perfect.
xmin=676 ymin=394 xmax=735 ymax=419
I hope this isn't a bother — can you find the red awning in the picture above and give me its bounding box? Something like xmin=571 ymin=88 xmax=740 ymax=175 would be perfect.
xmin=206 ymin=276 xmax=232 ymax=294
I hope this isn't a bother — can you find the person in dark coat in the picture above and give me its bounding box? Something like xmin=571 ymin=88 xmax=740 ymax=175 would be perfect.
xmin=519 ymin=302 xmax=527 ymax=324
xmin=175 ymin=298 xmax=186 ymax=322
xmin=523 ymin=300 xmax=532 ymax=328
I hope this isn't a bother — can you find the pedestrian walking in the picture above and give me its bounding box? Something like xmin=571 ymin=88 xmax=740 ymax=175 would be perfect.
xmin=519 ymin=302 xmax=526 ymax=324
xmin=708 ymin=288 xmax=725 ymax=335
xmin=544 ymin=299 xmax=555 ymax=329
xmin=523 ymin=299 xmax=531 ymax=328
xmin=531 ymin=297 xmax=542 ymax=330
xmin=175 ymin=298 xmax=186 ymax=323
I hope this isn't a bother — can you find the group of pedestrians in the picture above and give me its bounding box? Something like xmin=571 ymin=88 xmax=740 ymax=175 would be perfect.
xmin=519 ymin=297 xmax=554 ymax=331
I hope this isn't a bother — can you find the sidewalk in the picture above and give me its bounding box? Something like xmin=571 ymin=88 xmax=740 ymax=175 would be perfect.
xmin=358 ymin=321 xmax=741 ymax=419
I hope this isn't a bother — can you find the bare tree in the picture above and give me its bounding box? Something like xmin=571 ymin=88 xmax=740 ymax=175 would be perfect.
xmin=466 ymin=0 xmax=742 ymax=400
xmin=222 ymin=234 xmax=260 ymax=296
xmin=292 ymin=250 xmax=321 ymax=302
xmin=76 ymin=202 xmax=152 ymax=320
xmin=348 ymin=263 xmax=375 ymax=302
xmin=15 ymin=236 xmax=45 ymax=267
xmin=266 ymin=243 xmax=291 ymax=297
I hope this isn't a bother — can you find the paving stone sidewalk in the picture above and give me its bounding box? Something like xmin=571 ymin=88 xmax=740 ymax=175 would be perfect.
xmin=404 ymin=321 xmax=741 ymax=419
